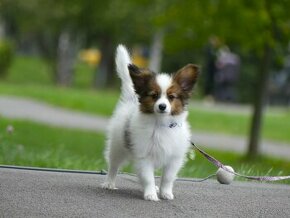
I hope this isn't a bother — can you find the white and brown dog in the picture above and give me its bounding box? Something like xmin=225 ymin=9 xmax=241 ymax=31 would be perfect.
xmin=102 ymin=45 xmax=199 ymax=201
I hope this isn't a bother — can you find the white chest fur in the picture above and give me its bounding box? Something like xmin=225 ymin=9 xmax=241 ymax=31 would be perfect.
xmin=129 ymin=113 xmax=191 ymax=168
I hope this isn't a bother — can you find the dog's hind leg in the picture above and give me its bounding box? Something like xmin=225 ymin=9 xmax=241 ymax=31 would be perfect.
xmin=102 ymin=143 xmax=127 ymax=190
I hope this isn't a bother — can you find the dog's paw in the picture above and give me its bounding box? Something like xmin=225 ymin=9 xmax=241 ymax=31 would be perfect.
xmin=101 ymin=182 xmax=118 ymax=190
xmin=144 ymin=193 xmax=160 ymax=201
xmin=160 ymin=192 xmax=174 ymax=200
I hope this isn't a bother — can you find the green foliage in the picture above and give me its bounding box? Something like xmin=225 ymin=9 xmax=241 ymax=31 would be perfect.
xmin=2 ymin=0 xmax=290 ymax=93
xmin=1 ymin=0 xmax=290 ymax=67
xmin=236 ymin=57 xmax=260 ymax=103
xmin=0 ymin=40 xmax=13 ymax=78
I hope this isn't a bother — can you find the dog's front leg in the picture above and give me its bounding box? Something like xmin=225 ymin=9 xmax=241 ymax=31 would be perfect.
xmin=160 ymin=157 xmax=183 ymax=200
xmin=135 ymin=159 xmax=159 ymax=201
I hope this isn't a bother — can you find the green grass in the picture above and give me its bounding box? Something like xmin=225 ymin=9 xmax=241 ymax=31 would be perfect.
xmin=181 ymin=149 xmax=290 ymax=183
xmin=1 ymin=118 xmax=289 ymax=183
xmin=5 ymin=55 xmax=96 ymax=88
xmin=189 ymin=109 xmax=250 ymax=136
xmin=0 ymin=118 xmax=107 ymax=170
xmin=5 ymin=55 xmax=53 ymax=85
xmin=188 ymin=108 xmax=290 ymax=143
xmin=73 ymin=62 xmax=96 ymax=88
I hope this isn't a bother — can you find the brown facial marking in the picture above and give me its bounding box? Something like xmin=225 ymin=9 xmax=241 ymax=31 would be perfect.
xmin=128 ymin=64 xmax=161 ymax=114
xmin=167 ymin=84 xmax=184 ymax=115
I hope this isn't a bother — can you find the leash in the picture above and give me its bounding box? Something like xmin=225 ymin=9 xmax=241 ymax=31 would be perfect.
xmin=191 ymin=141 xmax=290 ymax=183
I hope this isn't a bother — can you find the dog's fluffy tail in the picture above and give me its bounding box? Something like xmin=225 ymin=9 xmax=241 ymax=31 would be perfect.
xmin=115 ymin=44 xmax=137 ymax=103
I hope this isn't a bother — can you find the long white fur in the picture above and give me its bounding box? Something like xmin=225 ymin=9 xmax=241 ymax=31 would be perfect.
xmin=115 ymin=45 xmax=138 ymax=103
xmin=102 ymin=45 xmax=192 ymax=201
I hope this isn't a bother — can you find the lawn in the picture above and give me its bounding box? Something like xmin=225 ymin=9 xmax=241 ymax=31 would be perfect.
xmin=0 ymin=118 xmax=107 ymax=170
xmin=188 ymin=108 xmax=290 ymax=143
xmin=4 ymin=55 xmax=95 ymax=88
xmin=1 ymin=118 xmax=290 ymax=184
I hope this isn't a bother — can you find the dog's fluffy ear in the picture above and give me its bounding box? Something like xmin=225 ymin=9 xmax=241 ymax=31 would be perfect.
xmin=173 ymin=64 xmax=199 ymax=93
xmin=128 ymin=64 xmax=154 ymax=95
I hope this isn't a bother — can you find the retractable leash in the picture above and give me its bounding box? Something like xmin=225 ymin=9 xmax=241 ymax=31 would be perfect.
xmin=191 ymin=141 xmax=290 ymax=184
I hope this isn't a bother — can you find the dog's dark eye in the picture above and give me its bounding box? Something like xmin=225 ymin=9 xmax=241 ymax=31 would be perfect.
xmin=151 ymin=93 xmax=159 ymax=100
xmin=168 ymin=94 xmax=176 ymax=101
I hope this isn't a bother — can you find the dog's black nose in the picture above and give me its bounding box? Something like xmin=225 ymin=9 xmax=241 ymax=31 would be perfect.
xmin=159 ymin=104 xmax=167 ymax=111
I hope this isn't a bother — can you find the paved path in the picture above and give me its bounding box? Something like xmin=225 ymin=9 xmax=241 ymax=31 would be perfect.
xmin=0 ymin=96 xmax=290 ymax=160
xmin=1 ymin=167 xmax=290 ymax=217
xmin=0 ymin=96 xmax=108 ymax=132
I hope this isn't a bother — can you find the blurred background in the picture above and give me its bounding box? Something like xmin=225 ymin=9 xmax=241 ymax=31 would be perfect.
xmin=0 ymin=0 xmax=290 ymax=181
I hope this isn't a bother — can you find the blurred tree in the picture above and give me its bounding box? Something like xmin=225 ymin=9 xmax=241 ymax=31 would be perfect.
xmin=160 ymin=0 xmax=290 ymax=158
xmin=0 ymin=39 xmax=13 ymax=78
xmin=242 ymin=1 xmax=290 ymax=158
xmin=0 ymin=0 xmax=83 ymax=86
xmin=0 ymin=0 xmax=175 ymax=87
xmin=149 ymin=29 xmax=164 ymax=73
xmin=209 ymin=0 xmax=290 ymax=158
xmin=87 ymin=0 xmax=167 ymax=88
xmin=71 ymin=0 xmax=114 ymax=88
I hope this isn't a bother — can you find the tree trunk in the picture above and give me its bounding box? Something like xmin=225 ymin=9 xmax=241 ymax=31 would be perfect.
xmin=56 ymin=29 xmax=77 ymax=86
xmin=0 ymin=19 xmax=6 ymax=39
xmin=94 ymin=36 xmax=114 ymax=88
xmin=149 ymin=29 xmax=164 ymax=73
xmin=247 ymin=44 xmax=271 ymax=158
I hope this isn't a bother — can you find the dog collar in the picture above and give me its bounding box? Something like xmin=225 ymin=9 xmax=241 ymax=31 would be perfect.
xmin=156 ymin=122 xmax=182 ymax=128
xmin=168 ymin=122 xmax=182 ymax=128
xmin=169 ymin=122 xmax=177 ymax=128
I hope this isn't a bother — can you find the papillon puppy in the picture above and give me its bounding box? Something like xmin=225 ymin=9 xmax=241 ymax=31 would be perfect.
xmin=102 ymin=45 xmax=199 ymax=201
